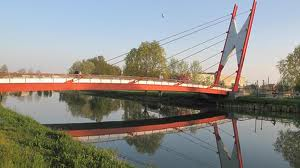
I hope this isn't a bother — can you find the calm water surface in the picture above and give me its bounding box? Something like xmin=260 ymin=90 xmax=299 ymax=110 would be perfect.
xmin=1 ymin=91 xmax=299 ymax=168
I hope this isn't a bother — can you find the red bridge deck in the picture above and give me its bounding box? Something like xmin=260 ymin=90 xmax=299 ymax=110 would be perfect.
xmin=0 ymin=73 xmax=231 ymax=95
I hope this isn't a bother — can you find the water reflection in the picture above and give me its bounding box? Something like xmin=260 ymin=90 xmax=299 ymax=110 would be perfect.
xmin=2 ymin=91 xmax=300 ymax=168
xmin=46 ymin=111 xmax=243 ymax=168
xmin=274 ymin=124 xmax=300 ymax=168
xmin=59 ymin=91 xmax=201 ymax=122
xmin=59 ymin=92 xmax=121 ymax=122
xmin=125 ymin=133 xmax=165 ymax=155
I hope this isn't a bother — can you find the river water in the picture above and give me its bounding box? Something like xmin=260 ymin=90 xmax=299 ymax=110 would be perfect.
xmin=1 ymin=91 xmax=299 ymax=168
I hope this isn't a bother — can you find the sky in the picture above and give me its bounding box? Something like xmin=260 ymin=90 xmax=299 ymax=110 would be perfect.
xmin=0 ymin=0 xmax=299 ymax=84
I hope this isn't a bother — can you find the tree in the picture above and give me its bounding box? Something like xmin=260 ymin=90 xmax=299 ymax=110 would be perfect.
xmin=167 ymin=58 xmax=190 ymax=80
xmin=295 ymin=78 xmax=300 ymax=92
xmin=80 ymin=60 xmax=95 ymax=74
xmin=87 ymin=56 xmax=121 ymax=75
xmin=276 ymin=80 xmax=292 ymax=92
xmin=124 ymin=41 xmax=167 ymax=77
xmin=69 ymin=61 xmax=82 ymax=74
xmin=17 ymin=68 xmax=26 ymax=73
xmin=190 ymin=60 xmax=202 ymax=82
xmin=277 ymin=45 xmax=300 ymax=89
xmin=176 ymin=60 xmax=189 ymax=76
xmin=27 ymin=68 xmax=34 ymax=74
xmin=68 ymin=56 xmax=121 ymax=75
xmin=0 ymin=64 xmax=8 ymax=73
xmin=168 ymin=58 xmax=178 ymax=79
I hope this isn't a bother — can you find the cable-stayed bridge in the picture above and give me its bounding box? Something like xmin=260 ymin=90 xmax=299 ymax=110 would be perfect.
xmin=0 ymin=1 xmax=257 ymax=96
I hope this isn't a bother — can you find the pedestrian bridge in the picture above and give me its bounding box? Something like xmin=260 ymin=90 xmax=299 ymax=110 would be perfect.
xmin=0 ymin=0 xmax=256 ymax=98
xmin=0 ymin=73 xmax=231 ymax=95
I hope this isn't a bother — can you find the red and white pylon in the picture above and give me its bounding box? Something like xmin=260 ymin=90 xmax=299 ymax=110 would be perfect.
xmin=214 ymin=0 xmax=257 ymax=92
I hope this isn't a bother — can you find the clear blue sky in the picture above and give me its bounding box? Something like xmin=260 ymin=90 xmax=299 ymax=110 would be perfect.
xmin=1 ymin=0 xmax=299 ymax=84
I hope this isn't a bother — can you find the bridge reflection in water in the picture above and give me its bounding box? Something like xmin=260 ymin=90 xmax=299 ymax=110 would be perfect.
xmin=47 ymin=112 xmax=244 ymax=168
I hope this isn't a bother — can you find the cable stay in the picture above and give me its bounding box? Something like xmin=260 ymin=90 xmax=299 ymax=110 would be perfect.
xmin=178 ymin=130 xmax=217 ymax=149
xmin=111 ymin=36 xmax=225 ymax=66
xmin=176 ymin=133 xmax=218 ymax=153
xmin=218 ymin=127 xmax=234 ymax=137
xmin=106 ymin=13 xmax=231 ymax=63
xmin=166 ymin=39 xmax=225 ymax=68
xmin=158 ymin=14 xmax=231 ymax=43
xmin=160 ymin=18 xmax=229 ymax=46
xmin=166 ymin=32 xmax=226 ymax=60
xmin=106 ymin=9 xmax=250 ymax=64
xmin=160 ymin=144 xmax=217 ymax=168
xmin=202 ymin=52 xmax=236 ymax=73
xmin=109 ymin=137 xmax=150 ymax=167
xmin=159 ymin=9 xmax=250 ymax=43
xmin=221 ymin=72 xmax=237 ymax=82
xmin=160 ymin=51 xmax=222 ymax=80
xmin=118 ymin=152 xmax=149 ymax=167
xmin=236 ymin=9 xmax=251 ymax=17
xmin=203 ymin=128 xmax=215 ymax=134
xmin=198 ymin=51 xmax=222 ymax=65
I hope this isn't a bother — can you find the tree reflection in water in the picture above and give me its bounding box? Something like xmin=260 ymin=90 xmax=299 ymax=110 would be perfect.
xmin=122 ymin=100 xmax=165 ymax=155
xmin=59 ymin=91 xmax=200 ymax=122
xmin=125 ymin=133 xmax=164 ymax=155
xmin=274 ymin=121 xmax=300 ymax=168
xmin=59 ymin=92 xmax=121 ymax=122
xmin=122 ymin=100 xmax=156 ymax=120
xmin=0 ymin=91 xmax=54 ymax=103
xmin=58 ymin=91 xmax=205 ymax=155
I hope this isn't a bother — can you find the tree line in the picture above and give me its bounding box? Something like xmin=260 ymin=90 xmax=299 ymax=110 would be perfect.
xmin=0 ymin=64 xmax=42 ymax=74
xmin=69 ymin=41 xmax=204 ymax=81
xmin=69 ymin=42 xmax=300 ymax=90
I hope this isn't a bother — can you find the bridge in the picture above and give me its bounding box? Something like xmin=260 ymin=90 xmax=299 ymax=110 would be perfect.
xmin=0 ymin=1 xmax=257 ymax=96
xmin=0 ymin=73 xmax=231 ymax=95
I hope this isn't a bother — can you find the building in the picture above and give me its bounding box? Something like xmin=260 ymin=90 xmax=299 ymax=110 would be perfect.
xmin=195 ymin=73 xmax=246 ymax=88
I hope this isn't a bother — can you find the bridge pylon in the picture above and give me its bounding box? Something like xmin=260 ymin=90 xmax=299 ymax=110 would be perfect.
xmin=214 ymin=0 xmax=257 ymax=92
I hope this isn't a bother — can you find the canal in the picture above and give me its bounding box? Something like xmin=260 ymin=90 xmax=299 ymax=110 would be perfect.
xmin=1 ymin=91 xmax=299 ymax=168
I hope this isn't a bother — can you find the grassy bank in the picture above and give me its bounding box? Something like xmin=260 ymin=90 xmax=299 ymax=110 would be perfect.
xmin=0 ymin=104 xmax=132 ymax=168
xmin=218 ymin=96 xmax=300 ymax=113
xmin=233 ymin=96 xmax=300 ymax=107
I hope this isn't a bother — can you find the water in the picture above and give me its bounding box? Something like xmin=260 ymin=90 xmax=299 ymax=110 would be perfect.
xmin=1 ymin=91 xmax=299 ymax=168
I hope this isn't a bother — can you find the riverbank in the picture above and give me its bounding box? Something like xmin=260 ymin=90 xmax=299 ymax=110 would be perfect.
xmin=0 ymin=104 xmax=132 ymax=168
xmin=218 ymin=96 xmax=300 ymax=113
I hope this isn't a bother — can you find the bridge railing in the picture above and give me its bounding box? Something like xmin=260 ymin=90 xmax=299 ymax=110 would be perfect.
xmin=0 ymin=72 xmax=232 ymax=91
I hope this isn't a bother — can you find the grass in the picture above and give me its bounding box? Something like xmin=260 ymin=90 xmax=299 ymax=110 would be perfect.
xmin=218 ymin=96 xmax=300 ymax=110
xmin=0 ymin=104 xmax=132 ymax=168
xmin=235 ymin=96 xmax=300 ymax=106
